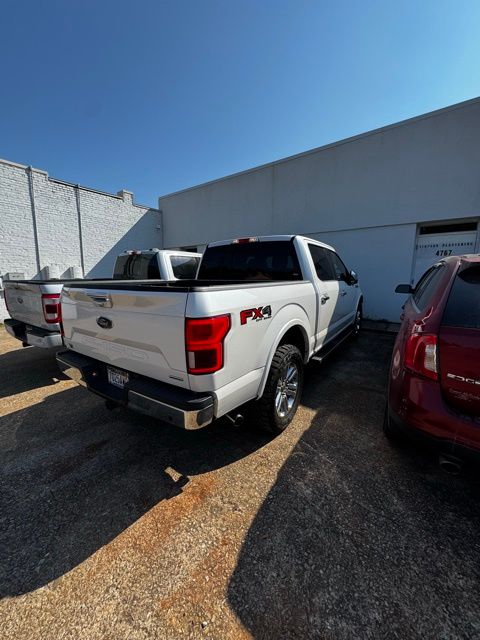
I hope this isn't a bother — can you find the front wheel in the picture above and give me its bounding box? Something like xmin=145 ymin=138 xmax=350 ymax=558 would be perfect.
xmin=352 ymin=304 xmax=362 ymax=337
xmin=255 ymin=344 xmax=304 ymax=434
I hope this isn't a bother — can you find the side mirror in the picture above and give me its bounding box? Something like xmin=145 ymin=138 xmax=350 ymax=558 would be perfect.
xmin=348 ymin=270 xmax=358 ymax=285
xmin=395 ymin=284 xmax=413 ymax=294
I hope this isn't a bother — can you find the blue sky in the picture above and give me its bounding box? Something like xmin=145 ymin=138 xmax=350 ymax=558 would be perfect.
xmin=1 ymin=0 xmax=479 ymax=206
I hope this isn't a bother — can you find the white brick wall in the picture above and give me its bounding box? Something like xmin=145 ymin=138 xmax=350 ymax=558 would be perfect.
xmin=0 ymin=159 xmax=162 ymax=318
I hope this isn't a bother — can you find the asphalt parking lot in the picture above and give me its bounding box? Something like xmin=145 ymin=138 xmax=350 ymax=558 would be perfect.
xmin=1 ymin=328 xmax=480 ymax=640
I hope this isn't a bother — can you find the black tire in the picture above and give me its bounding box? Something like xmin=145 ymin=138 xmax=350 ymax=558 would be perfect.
xmin=383 ymin=403 xmax=403 ymax=442
xmin=352 ymin=303 xmax=362 ymax=337
xmin=255 ymin=344 xmax=304 ymax=434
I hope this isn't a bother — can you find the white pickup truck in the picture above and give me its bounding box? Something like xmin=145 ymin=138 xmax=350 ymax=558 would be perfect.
xmin=3 ymin=249 xmax=201 ymax=349
xmin=57 ymin=236 xmax=363 ymax=433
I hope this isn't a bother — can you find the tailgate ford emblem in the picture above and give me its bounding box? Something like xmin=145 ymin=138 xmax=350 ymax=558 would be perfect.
xmin=97 ymin=316 xmax=113 ymax=329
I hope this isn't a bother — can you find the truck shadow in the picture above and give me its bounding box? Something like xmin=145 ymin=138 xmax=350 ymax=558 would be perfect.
xmin=0 ymin=343 xmax=66 ymax=399
xmin=0 ymin=386 xmax=270 ymax=597
xmin=227 ymin=332 xmax=480 ymax=638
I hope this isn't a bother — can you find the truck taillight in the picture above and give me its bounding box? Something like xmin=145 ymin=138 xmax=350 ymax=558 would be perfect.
xmin=42 ymin=293 xmax=62 ymax=324
xmin=405 ymin=332 xmax=438 ymax=381
xmin=232 ymin=237 xmax=259 ymax=244
xmin=185 ymin=314 xmax=231 ymax=374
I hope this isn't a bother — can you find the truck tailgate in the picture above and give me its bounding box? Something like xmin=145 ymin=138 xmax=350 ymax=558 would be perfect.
xmin=61 ymin=285 xmax=190 ymax=389
xmin=4 ymin=282 xmax=49 ymax=329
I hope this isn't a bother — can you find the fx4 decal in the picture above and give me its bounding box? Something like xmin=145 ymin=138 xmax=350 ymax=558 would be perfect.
xmin=240 ymin=305 xmax=272 ymax=325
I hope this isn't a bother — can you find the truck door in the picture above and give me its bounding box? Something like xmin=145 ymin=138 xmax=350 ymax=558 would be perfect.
xmin=328 ymin=250 xmax=356 ymax=330
xmin=307 ymin=244 xmax=343 ymax=348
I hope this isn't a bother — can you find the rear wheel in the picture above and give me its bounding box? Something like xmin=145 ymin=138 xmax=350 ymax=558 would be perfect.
xmin=383 ymin=403 xmax=403 ymax=442
xmin=255 ymin=344 xmax=304 ymax=434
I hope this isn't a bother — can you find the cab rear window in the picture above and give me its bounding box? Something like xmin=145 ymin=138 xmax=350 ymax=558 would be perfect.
xmin=114 ymin=254 xmax=160 ymax=279
xmin=170 ymin=256 xmax=200 ymax=279
xmin=442 ymin=265 xmax=480 ymax=329
xmin=198 ymin=241 xmax=302 ymax=281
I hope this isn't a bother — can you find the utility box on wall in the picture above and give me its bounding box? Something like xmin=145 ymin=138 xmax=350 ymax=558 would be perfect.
xmin=63 ymin=266 xmax=84 ymax=279
xmin=41 ymin=265 xmax=62 ymax=279
xmin=4 ymin=272 xmax=25 ymax=281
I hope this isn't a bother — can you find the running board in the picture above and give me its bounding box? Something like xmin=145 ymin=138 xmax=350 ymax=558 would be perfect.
xmin=311 ymin=326 xmax=354 ymax=364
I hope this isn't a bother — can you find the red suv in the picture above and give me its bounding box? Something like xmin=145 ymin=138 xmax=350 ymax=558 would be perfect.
xmin=385 ymin=255 xmax=480 ymax=469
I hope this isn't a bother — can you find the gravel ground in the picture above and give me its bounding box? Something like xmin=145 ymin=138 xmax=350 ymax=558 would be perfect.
xmin=0 ymin=329 xmax=479 ymax=639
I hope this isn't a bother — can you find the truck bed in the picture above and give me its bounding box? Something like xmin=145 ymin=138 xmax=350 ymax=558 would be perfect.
xmin=4 ymin=278 xmax=87 ymax=285
xmin=65 ymin=278 xmax=309 ymax=291
xmin=60 ymin=276 xmax=316 ymax=402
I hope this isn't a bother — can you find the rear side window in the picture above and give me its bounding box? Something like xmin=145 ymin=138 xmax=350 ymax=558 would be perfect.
xmin=113 ymin=254 xmax=160 ymax=280
xmin=170 ymin=256 xmax=200 ymax=279
xmin=198 ymin=241 xmax=302 ymax=281
xmin=308 ymin=244 xmax=335 ymax=281
xmin=442 ymin=265 xmax=480 ymax=329
xmin=412 ymin=265 xmax=445 ymax=311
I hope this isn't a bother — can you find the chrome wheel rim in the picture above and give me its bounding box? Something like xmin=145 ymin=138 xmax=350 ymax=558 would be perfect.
xmin=275 ymin=363 xmax=299 ymax=418
xmin=355 ymin=309 xmax=362 ymax=333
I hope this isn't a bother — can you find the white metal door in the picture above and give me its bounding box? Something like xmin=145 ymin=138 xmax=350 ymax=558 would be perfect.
xmin=412 ymin=228 xmax=478 ymax=285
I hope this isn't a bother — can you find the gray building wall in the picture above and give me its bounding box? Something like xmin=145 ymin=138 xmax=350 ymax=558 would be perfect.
xmin=0 ymin=159 xmax=162 ymax=317
xmin=159 ymin=97 xmax=480 ymax=321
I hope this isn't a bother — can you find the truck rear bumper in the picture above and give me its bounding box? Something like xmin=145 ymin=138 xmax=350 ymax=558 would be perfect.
xmin=4 ymin=318 xmax=63 ymax=348
xmin=56 ymin=350 xmax=214 ymax=430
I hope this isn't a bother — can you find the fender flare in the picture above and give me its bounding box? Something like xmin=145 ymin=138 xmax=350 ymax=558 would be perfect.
xmin=256 ymin=318 xmax=311 ymax=399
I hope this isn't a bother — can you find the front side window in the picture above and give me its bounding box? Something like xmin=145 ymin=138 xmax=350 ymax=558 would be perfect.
xmin=329 ymin=251 xmax=350 ymax=282
xmin=308 ymin=244 xmax=336 ymax=281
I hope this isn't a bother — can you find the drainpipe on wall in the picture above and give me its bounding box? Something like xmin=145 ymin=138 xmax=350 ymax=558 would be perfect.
xmin=158 ymin=209 xmax=164 ymax=249
xmin=75 ymin=185 xmax=86 ymax=276
xmin=27 ymin=166 xmax=41 ymax=274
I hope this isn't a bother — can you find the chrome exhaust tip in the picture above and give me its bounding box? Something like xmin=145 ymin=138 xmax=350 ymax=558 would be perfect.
xmin=226 ymin=413 xmax=244 ymax=427
xmin=439 ymin=455 xmax=462 ymax=475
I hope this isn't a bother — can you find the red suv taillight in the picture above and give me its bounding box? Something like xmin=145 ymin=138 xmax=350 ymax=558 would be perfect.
xmin=185 ymin=314 xmax=231 ymax=374
xmin=405 ymin=332 xmax=438 ymax=381
xmin=42 ymin=293 xmax=62 ymax=324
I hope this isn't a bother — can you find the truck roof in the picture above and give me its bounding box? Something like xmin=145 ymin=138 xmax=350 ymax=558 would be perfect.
xmin=117 ymin=249 xmax=201 ymax=257
xmin=207 ymin=234 xmax=336 ymax=252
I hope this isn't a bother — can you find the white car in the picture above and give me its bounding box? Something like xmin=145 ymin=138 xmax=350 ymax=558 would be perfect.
xmin=3 ymin=249 xmax=201 ymax=348
xmin=57 ymin=236 xmax=363 ymax=433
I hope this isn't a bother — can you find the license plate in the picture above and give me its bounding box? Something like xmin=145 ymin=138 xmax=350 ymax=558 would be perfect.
xmin=107 ymin=367 xmax=129 ymax=389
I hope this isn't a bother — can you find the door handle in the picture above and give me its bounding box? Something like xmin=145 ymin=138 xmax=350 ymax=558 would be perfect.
xmin=340 ymin=290 xmax=347 ymax=296
xmin=87 ymin=292 xmax=112 ymax=308
xmin=320 ymin=294 xmax=330 ymax=304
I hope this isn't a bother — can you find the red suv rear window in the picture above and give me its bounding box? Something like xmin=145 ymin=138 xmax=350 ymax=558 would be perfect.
xmin=442 ymin=265 xmax=480 ymax=329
